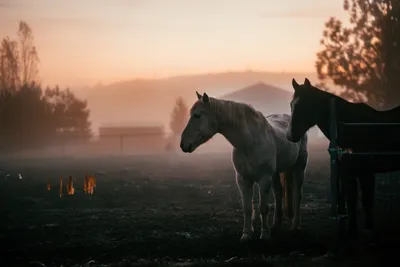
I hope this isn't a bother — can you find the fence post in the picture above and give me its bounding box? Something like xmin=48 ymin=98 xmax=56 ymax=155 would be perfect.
xmin=329 ymin=98 xmax=338 ymax=217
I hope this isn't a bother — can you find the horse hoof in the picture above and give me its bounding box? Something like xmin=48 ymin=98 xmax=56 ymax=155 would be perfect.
xmin=240 ymin=232 xmax=253 ymax=243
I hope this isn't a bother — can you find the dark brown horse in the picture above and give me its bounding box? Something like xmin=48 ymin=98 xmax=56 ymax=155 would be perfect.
xmin=286 ymin=78 xmax=400 ymax=237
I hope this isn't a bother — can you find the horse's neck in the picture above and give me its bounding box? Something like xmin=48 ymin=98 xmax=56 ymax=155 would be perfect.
xmin=316 ymin=97 xmax=366 ymax=141
xmin=218 ymin=122 xmax=256 ymax=151
xmin=215 ymin=106 xmax=262 ymax=151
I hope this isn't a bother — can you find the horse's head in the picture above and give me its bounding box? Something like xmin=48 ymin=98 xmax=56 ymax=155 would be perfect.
xmin=180 ymin=92 xmax=218 ymax=153
xmin=286 ymin=78 xmax=322 ymax=142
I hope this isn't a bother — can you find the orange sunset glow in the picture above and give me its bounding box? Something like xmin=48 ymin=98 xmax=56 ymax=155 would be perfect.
xmin=0 ymin=0 xmax=348 ymax=88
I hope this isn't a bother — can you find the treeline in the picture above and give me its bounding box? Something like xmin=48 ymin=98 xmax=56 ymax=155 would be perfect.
xmin=0 ymin=21 xmax=91 ymax=152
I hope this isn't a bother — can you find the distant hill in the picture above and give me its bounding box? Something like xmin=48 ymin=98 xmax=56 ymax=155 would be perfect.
xmin=221 ymin=82 xmax=292 ymax=115
xmin=74 ymin=71 xmax=319 ymax=134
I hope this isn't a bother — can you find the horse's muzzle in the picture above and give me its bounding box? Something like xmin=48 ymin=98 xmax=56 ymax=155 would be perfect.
xmin=180 ymin=141 xmax=193 ymax=153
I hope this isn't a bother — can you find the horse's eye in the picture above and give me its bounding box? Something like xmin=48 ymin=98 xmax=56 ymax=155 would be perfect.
xmin=193 ymin=113 xmax=201 ymax=118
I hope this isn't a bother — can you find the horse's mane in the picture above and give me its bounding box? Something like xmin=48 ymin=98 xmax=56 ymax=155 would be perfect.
xmin=209 ymin=97 xmax=266 ymax=128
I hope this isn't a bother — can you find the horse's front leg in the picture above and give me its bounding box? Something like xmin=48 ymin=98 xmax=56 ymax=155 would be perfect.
xmin=236 ymin=174 xmax=254 ymax=242
xmin=258 ymin=174 xmax=273 ymax=240
xmin=292 ymin=169 xmax=305 ymax=232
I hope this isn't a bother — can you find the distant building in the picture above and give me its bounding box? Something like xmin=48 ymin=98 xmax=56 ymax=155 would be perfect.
xmin=98 ymin=125 xmax=166 ymax=153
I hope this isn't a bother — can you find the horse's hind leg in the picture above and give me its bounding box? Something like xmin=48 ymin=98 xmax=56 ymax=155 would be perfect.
xmin=359 ymin=172 xmax=375 ymax=231
xmin=270 ymin=172 xmax=283 ymax=237
xmin=258 ymin=174 xmax=273 ymax=240
xmin=236 ymin=173 xmax=254 ymax=242
xmin=291 ymin=148 xmax=307 ymax=233
xmin=292 ymin=168 xmax=305 ymax=232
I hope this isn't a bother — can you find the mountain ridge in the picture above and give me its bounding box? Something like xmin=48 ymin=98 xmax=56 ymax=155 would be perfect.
xmin=76 ymin=71 xmax=318 ymax=133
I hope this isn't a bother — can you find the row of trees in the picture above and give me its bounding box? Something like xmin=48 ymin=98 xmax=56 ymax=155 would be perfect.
xmin=5 ymin=1 xmax=393 ymax=152
xmin=0 ymin=21 xmax=190 ymax=152
xmin=0 ymin=21 xmax=91 ymax=152
xmin=316 ymin=0 xmax=400 ymax=108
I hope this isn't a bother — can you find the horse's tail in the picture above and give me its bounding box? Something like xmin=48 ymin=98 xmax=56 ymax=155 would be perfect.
xmin=282 ymin=172 xmax=294 ymax=219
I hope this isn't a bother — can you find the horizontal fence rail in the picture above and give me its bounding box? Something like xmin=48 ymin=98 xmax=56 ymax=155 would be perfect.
xmin=340 ymin=122 xmax=400 ymax=126
xmin=329 ymin=98 xmax=400 ymax=234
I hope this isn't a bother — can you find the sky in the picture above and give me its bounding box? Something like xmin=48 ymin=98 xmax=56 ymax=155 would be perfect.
xmin=0 ymin=0 xmax=348 ymax=88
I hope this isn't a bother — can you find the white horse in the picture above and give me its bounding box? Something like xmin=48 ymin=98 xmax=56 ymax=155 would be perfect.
xmin=180 ymin=92 xmax=308 ymax=242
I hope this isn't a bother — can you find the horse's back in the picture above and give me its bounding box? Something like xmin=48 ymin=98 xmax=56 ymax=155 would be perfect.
xmin=266 ymin=113 xmax=307 ymax=148
xmin=266 ymin=113 xmax=308 ymax=172
xmin=266 ymin=113 xmax=291 ymax=130
xmin=339 ymin=103 xmax=400 ymax=151
xmin=374 ymin=103 xmax=400 ymax=122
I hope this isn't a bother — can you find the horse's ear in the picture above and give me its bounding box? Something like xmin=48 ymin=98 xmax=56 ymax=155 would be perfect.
xmin=202 ymin=93 xmax=209 ymax=104
xmin=292 ymin=79 xmax=300 ymax=91
xmin=304 ymin=78 xmax=311 ymax=87
xmin=196 ymin=91 xmax=202 ymax=100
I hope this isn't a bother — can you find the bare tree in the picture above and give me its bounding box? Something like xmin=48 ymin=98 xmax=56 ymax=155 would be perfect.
xmin=0 ymin=37 xmax=19 ymax=90
xmin=18 ymin=21 xmax=39 ymax=86
xmin=0 ymin=20 xmax=40 ymax=91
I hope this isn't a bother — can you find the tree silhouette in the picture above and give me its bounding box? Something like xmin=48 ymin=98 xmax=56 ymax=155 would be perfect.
xmin=0 ymin=21 xmax=39 ymax=90
xmin=316 ymin=0 xmax=400 ymax=108
xmin=0 ymin=21 xmax=92 ymax=151
xmin=166 ymin=97 xmax=189 ymax=151
xmin=18 ymin=21 xmax=39 ymax=86
xmin=0 ymin=37 xmax=20 ymax=90
xmin=170 ymin=97 xmax=189 ymax=137
xmin=43 ymin=86 xmax=92 ymax=142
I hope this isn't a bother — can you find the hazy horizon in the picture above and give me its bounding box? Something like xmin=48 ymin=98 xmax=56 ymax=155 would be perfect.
xmin=0 ymin=0 xmax=348 ymax=88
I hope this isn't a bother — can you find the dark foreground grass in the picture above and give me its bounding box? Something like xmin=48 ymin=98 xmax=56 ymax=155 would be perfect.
xmin=0 ymin=152 xmax=398 ymax=266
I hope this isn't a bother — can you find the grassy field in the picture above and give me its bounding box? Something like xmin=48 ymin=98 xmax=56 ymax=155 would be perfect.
xmin=0 ymin=151 xmax=398 ymax=267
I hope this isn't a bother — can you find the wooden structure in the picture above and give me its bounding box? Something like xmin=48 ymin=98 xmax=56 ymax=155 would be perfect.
xmin=98 ymin=125 xmax=166 ymax=153
xmin=328 ymin=98 xmax=400 ymax=235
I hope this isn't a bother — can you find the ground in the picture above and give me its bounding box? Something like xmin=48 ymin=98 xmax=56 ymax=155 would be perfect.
xmin=0 ymin=152 xmax=398 ymax=267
